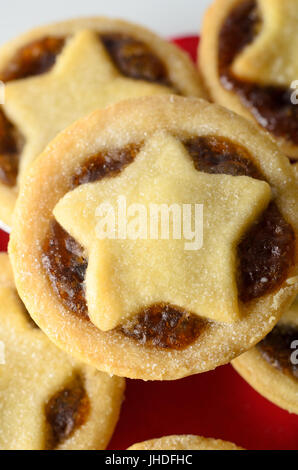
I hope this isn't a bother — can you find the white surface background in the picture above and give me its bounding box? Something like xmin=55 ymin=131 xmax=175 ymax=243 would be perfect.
xmin=0 ymin=0 xmax=212 ymax=45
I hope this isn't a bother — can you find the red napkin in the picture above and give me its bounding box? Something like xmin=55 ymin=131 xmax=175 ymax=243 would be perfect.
xmin=1 ymin=35 xmax=297 ymax=451
xmin=0 ymin=231 xmax=8 ymax=251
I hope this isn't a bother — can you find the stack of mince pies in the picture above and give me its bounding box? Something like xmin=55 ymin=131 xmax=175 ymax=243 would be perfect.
xmin=0 ymin=1 xmax=297 ymax=451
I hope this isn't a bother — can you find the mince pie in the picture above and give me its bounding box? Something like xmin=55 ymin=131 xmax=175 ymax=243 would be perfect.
xmin=200 ymin=0 xmax=298 ymax=160
xmin=233 ymin=296 xmax=298 ymax=414
xmin=127 ymin=435 xmax=243 ymax=450
xmin=0 ymin=253 xmax=124 ymax=450
xmin=9 ymin=96 xmax=298 ymax=380
xmin=0 ymin=17 xmax=205 ymax=229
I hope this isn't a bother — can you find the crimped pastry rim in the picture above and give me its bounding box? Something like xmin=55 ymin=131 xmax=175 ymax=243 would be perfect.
xmin=127 ymin=434 xmax=243 ymax=450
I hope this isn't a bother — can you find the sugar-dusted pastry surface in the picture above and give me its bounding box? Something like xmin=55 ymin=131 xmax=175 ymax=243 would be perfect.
xmin=0 ymin=253 xmax=124 ymax=450
xmin=127 ymin=434 xmax=243 ymax=450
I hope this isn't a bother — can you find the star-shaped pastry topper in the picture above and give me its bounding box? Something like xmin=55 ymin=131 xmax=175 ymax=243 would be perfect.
xmin=232 ymin=0 xmax=298 ymax=87
xmin=3 ymin=30 xmax=172 ymax=182
xmin=54 ymin=133 xmax=271 ymax=331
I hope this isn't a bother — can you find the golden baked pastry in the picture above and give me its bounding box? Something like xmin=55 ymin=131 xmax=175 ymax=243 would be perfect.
xmin=0 ymin=253 xmax=124 ymax=450
xmin=0 ymin=17 xmax=205 ymax=229
xmin=233 ymin=296 xmax=298 ymax=414
xmin=9 ymin=95 xmax=298 ymax=380
xmin=200 ymin=0 xmax=298 ymax=160
xmin=127 ymin=435 xmax=243 ymax=450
